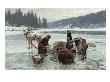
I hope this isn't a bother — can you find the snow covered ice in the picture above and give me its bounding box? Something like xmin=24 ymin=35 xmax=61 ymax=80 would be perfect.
xmin=5 ymin=27 xmax=106 ymax=70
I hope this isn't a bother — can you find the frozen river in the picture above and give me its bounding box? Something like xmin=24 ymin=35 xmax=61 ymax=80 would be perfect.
xmin=5 ymin=31 xmax=106 ymax=70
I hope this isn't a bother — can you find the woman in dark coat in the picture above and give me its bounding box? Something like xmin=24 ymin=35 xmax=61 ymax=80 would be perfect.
xmin=66 ymin=30 xmax=73 ymax=49
xmin=67 ymin=30 xmax=72 ymax=42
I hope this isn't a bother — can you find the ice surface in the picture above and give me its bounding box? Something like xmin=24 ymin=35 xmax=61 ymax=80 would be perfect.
xmin=5 ymin=27 xmax=106 ymax=70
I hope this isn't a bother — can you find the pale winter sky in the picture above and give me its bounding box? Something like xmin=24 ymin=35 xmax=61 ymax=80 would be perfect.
xmin=6 ymin=8 xmax=105 ymax=22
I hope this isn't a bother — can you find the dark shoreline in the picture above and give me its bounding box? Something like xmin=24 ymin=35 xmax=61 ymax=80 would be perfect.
xmin=40 ymin=30 xmax=106 ymax=35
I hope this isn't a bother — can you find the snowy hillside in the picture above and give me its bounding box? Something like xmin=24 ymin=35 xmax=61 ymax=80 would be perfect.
xmin=48 ymin=10 xmax=106 ymax=28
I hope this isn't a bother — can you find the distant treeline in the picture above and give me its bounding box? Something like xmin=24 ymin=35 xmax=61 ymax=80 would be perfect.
xmin=48 ymin=10 xmax=106 ymax=28
xmin=5 ymin=9 xmax=48 ymax=28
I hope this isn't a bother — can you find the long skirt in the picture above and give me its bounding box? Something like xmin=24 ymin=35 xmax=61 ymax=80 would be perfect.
xmin=38 ymin=43 xmax=47 ymax=55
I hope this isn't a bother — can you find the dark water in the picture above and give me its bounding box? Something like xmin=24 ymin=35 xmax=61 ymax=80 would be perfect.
xmin=40 ymin=30 xmax=106 ymax=35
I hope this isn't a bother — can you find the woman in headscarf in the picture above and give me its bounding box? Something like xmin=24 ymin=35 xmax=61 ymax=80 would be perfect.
xmin=38 ymin=35 xmax=51 ymax=55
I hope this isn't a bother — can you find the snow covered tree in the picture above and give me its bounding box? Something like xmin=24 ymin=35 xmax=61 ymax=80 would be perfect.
xmin=42 ymin=17 xmax=48 ymax=28
xmin=38 ymin=17 xmax=42 ymax=28
xmin=14 ymin=8 xmax=23 ymax=26
xmin=5 ymin=9 xmax=48 ymax=29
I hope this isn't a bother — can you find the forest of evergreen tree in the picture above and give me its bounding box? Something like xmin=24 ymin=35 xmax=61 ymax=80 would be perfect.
xmin=5 ymin=9 xmax=48 ymax=28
